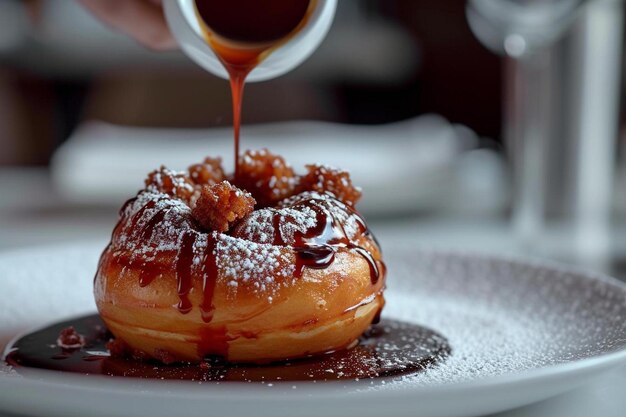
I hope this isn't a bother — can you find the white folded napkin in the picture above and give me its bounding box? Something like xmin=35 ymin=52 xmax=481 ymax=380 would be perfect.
xmin=51 ymin=115 xmax=481 ymax=215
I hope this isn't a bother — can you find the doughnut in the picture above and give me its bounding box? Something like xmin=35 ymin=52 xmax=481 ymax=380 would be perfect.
xmin=94 ymin=149 xmax=385 ymax=363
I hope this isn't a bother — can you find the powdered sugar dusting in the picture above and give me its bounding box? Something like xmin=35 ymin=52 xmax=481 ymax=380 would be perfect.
xmin=215 ymin=234 xmax=295 ymax=299
xmin=109 ymin=190 xmax=308 ymax=303
xmin=278 ymin=207 xmax=317 ymax=242
xmin=0 ymin=362 xmax=18 ymax=378
xmin=279 ymin=191 xmax=361 ymax=240
xmin=233 ymin=206 xmax=318 ymax=245
xmin=234 ymin=209 xmax=275 ymax=244
xmin=145 ymin=167 xmax=195 ymax=198
xmin=116 ymin=191 xmax=194 ymax=256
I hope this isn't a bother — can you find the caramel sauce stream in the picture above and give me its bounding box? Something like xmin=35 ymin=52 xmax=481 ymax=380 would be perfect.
xmin=193 ymin=0 xmax=316 ymax=179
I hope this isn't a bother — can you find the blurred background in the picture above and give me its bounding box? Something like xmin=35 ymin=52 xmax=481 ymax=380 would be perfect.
xmin=1 ymin=0 xmax=626 ymax=278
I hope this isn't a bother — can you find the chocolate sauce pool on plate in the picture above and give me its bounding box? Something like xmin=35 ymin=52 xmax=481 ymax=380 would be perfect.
xmin=5 ymin=315 xmax=450 ymax=382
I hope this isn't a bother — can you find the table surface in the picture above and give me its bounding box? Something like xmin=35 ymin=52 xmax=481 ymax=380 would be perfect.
xmin=2 ymin=168 xmax=626 ymax=417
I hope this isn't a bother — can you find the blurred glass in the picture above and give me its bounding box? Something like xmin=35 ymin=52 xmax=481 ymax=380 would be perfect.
xmin=467 ymin=0 xmax=623 ymax=267
xmin=467 ymin=0 xmax=585 ymax=57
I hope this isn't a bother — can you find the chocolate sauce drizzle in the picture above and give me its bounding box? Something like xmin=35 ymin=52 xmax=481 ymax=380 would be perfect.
xmin=5 ymin=315 xmax=450 ymax=382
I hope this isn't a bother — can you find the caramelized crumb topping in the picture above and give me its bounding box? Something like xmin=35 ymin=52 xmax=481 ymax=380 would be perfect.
xmin=192 ymin=181 xmax=256 ymax=232
xmin=145 ymin=166 xmax=195 ymax=202
xmin=188 ymin=157 xmax=225 ymax=186
xmin=153 ymin=348 xmax=178 ymax=365
xmin=298 ymin=164 xmax=362 ymax=206
xmin=140 ymin=152 xmax=362 ymax=235
xmin=234 ymin=149 xmax=297 ymax=207
xmin=106 ymin=338 xmax=129 ymax=358
xmin=106 ymin=338 xmax=152 ymax=361
xmin=56 ymin=327 xmax=85 ymax=350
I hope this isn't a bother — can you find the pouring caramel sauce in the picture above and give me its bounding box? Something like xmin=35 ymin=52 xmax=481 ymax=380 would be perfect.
xmin=193 ymin=0 xmax=315 ymax=179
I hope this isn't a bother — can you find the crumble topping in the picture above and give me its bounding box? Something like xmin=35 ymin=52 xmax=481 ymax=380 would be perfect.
xmin=192 ymin=181 xmax=255 ymax=232
xmin=106 ymin=153 xmax=375 ymax=304
xmin=188 ymin=156 xmax=225 ymax=186
xmin=145 ymin=166 xmax=195 ymax=203
xmin=298 ymin=164 xmax=362 ymax=206
xmin=57 ymin=327 xmax=85 ymax=350
xmin=233 ymin=149 xmax=298 ymax=207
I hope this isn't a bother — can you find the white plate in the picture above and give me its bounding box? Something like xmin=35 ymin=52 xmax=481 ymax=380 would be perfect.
xmin=2 ymin=243 xmax=626 ymax=417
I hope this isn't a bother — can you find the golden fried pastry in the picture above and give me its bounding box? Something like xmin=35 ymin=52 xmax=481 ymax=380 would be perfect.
xmin=95 ymin=152 xmax=385 ymax=364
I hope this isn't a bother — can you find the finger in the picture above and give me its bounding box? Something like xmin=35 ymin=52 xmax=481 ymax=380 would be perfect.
xmin=78 ymin=0 xmax=176 ymax=50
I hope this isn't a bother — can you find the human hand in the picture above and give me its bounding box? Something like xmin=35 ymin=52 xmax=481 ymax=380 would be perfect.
xmin=78 ymin=0 xmax=176 ymax=50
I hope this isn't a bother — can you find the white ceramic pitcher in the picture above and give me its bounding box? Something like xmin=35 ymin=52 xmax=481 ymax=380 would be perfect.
xmin=164 ymin=0 xmax=337 ymax=82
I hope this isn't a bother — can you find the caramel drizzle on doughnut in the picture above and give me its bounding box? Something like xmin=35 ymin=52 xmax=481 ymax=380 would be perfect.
xmin=118 ymin=198 xmax=221 ymax=323
xmin=114 ymin=193 xmax=383 ymax=325
xmin=175 ymin=232 xmax=197 ymax=314
xmin=275 ymin=195 xmax=382 ymax=285
xmin=199 ymin=237 xmax=218 ymax=323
